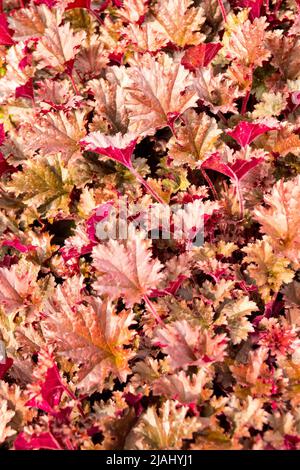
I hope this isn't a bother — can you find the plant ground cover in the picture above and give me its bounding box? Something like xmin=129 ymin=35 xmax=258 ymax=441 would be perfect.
xmin=1 ymin=0 xmax=300 ymax=451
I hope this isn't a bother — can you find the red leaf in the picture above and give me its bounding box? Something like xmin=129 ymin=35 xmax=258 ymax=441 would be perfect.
xmin=226 ymin=121 xmax=275 ymax=148
xmin=236 ymin=0 xmax=263 ymax=21
xmin=15 ymin=79 xmax=34 ymax=100
xmin=26 ymin=363 xmax=65 ymax=413
xmin=202 ymin=153 xmax=237 ymax=181
xmin=202 ymin=153 xmax=264 ymax=183
xmin=0 ymin=13 xmax=14 ymax=46
xmin=0 ymin=255 xmax=18 ymax=268
xmin=81 ymin=132 xmax=137 ymax=169
xmin=0 ymin=357 xmax=13 ymax=379
xmin=86 ymin=202 xmax=114 ymax=243
xmin=33 ymin=0 xmax=56 ymax=6
xmin=66 ymin=0 xmax=91 ymax=9
xmin=230 ymin=158 xmax=265 ymax=180
xmin=181 ymin=43 xmax=222 ymax=71
xmin=150 ymin=274 xmax=187 ymax=298
xmin=14 ymin=432 xmax=62 ymax=450
xmin=0 ymin=153 xmax=11 ymax=176
xmin=2 ymin=237 xmax=36 ymax=253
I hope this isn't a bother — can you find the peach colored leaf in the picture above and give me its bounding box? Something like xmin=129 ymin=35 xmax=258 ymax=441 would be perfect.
xmin=74 ymin=34 xmax=108 ymax=80
xmin=0 ymin=259 xmax=39 ymax=315
xmin=266 ymin=31 xmax=300 ymax=80
xmin=194 ymin=66 xmax=241 ymax=114
xmin=121 ymin=20 xmax=169 ymax=54
xmin=92 ymin=230 xmax=165 ymax=306
xmin=117 ymin=0 xmax=149 ymax=23
xmin=0 ymin=400 xmax=16 ymax=444
xmin=22 ymin=110 xmax=87 ymax=162
xmin=121 ymin=53 xmax=198 ymax=135
xmin=151 ymin=0 xmax=205 ymax=47
xmin=259 ymin=125 xmax=300 ymax=157
xmin=168 ymin=109 xmax=222 ymax=168
xmin=42 ymin=285 xmax=136 ymax=392
xmin=154 ymin=320 xmax=228 ymax=370
xmin=215 ymin=296 xmax=258 ymax=345
xmin=87 ymin=69 xmax=129 ymax=134
xmin=152 ymin=369 xmax=211 ymax=404
xmin=254 ymin=175 xmax=300 ymax=267
xmin=125 ymin=400 xmax=201 ymax=450
xmin=33 ymin=20 xmax=86 ymax=73
xmin=0 ymin=42 xmax=34 ymax=104
xmin=8 ymin=4 xmax=60 ymax=41
xmin=34 ymin=78 xmax=81 ymax=111
xmin=222 ymin=15 xmax=270 ymax=67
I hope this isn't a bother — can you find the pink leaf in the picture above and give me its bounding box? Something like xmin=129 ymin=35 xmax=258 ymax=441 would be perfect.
xmin=14 ymin=432 xmax=62 ymax=450
xmin=226 ymin=121 xmax=275 ymax=148
xmin=2 ymin=237 xmax=36 ymax=253
xmin=0 ymin=13 xmax=14 ymax=46
xmin=81 ymin=132 xmax=137 ymax=169
xmin=181 ymin=43 xmax=222 ymax=71
xmin=0 ymin=123 xmax=4 ymax=146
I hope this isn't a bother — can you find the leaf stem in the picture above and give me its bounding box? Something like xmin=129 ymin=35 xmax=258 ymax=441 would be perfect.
xmin=275 ymin=0 xmax=283 ymax=13
xmin=235 ymin=183 xmax=244 ymax=220
xmin=217 ymin=0 xmax=227 ymax=22
xmin=217 ymin=110 xmax=228 ymax=125
xmin=201 ymin=167 xmax=218 ymax=200
xmin=88 ymin=8 xmax=104 ymax=25
xmin=241 ymin=89 xmax=250 ymax=115
xmin=143 ymin=294 xmax=164 ymax=325
xmin=67 ymin=72 xmax=79 ymax=95
xmin=131 ymin=168 xmax=165 ymax=205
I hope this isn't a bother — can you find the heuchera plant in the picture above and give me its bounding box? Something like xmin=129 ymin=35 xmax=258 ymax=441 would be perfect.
xmin=0 ymin=0 xmax=300 ymax=451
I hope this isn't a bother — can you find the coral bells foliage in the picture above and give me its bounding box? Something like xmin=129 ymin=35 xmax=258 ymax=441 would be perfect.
xmin=2 ymin=0 xmax=300 ymax=454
